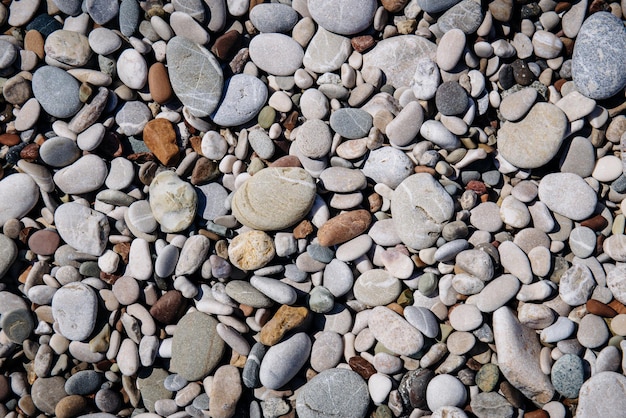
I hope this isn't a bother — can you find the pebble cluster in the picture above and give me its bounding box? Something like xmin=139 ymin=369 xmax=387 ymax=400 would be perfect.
xmin=1 ymin=0 xmax=626 ymax=417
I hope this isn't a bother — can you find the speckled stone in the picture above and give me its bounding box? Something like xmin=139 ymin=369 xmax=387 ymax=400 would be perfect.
xmin=149 ymin=171 xmax=197 ymax=233
xmin=296 ymin=369 xmax=369 ymax=418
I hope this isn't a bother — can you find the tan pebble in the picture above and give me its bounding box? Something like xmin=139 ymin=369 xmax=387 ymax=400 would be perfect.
xmin=55 ymin=395 xmax=89 ymax=418
xmin=24 ymin=30 xmax=44 ymax=60
xmin=228 ymin=230 xmax=275 ymax=271
xmin=317 ymin=209 xmax=372 ymax=247
xmin=259 ymin=305 xmax=310 ymax=346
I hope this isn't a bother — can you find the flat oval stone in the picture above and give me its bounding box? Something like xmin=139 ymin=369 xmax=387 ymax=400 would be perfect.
xmin=392 ymin=174 xmax=455 ymax=250
xmin=39 ymin=136 xmax=81 ymax=168
xmin=538 ymin=173 xmax=597 ymax=221
xmin=149 ymin=171 xmax=197 ymax=233
xmin=171 ymin=311 xmax=225 ymax=381
xmin=65 ymin=370 xmax=102 ymax=395
xmin=249 ymin=3 xmax=298 ymax=33
xmin=31 ymin=377 xmax=68 ymax=415
xmin=249 ymin=33 xmax=304 ymax=76
xmin=53 ymin=154 xmax=108 ymax=195
xmin=308 ymin=0 xmax=376 ymax=35
xmin=232 ymin=167 xmax=316 ymax=231
xmin=368 ymin=306 xmax=424 ymax=356
xmin=303 ymin=27 xmax=352 ymax=74
xmin=297 ymin=369 xmax=369 ymax=418
xmin=259 ymin=332 xmax=311 ymax=390
xmin=404 ymin=306 xmax=440 ymax=339
xmin=572 ymin=12 xmax=626 ymax=99
xmin=0 ymin=173 xmax=39 ymax=228
xmin=330 ymin=108 xmax=372 ymax=139
xmin=498 ymin=103 xmax=568 ymax=169
xmin=225 ymin=280 xmax=273 ymax=308
xmin=117 ymin=48 xmax=147 ymax=90
xmin=54 ymin=202 xmax=110 ymax=256
xmin=317 ymin=209 xmax=371 ymax=247
xmin=296 ymin=119 xmax=332 ymax=159
xmin=211 ymin=74 xmax=268 ymax=127
xmin=476 ymin=274 xmax=520 ymax=313
xmin=167 ymin=36 xmax=223 ymax=117
xmin=353 ymin=269 xmax=401 ymax=306
xmin=320 ymin=167 xmax=366 ymax=193
xmin=32 ymin=66 xmax=82 ymax=118
xmin=51 ymin=282 xmax=98 ymax=341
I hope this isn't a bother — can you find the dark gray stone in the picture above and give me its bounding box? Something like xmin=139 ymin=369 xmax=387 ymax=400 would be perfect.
xmin=436 ymin=81 xmax=468 ymax=116
xmin=85 ymin=0 xmax=120 ymax=24
xmin=572 ymin=12 xmax=626 ymax=99
xmin=399 ymin=368 xmax=434 ymax=410
xmin=39 ymin=137 xmax=81 ymax=168
xmin=119 ymin=0 xmax=141 ymax=37
xmin=52 ymin=0 xmax=82 ymax=15
xmin=243 ymin=342 xmax=267 ymax=389
xmin=296 ymin=368 xmax=369 ymax=418
xmin=417 ymin=0 xmax=461 ymax=13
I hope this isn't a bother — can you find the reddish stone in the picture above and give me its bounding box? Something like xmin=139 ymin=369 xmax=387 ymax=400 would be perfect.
xmin=351 ymin=35 xmax=376 ymax=53
xmin=211 ymin=30 xmax=241 ymax=61
xmin=317 ymin=210 xmax=372 ymax=247
xmin=143 ymin=118 xmax=180 ymax=166
xmin=381 ymin=0 xmax=408 ymax=12
xmin=589 ymin=0 xmax=610 ymax=13
xmin=282 ymin=111 xmax=299 ymax=131
xmin=348 ymin=356 xmax=376 ymax=380
xmin=524 ymin=410 xmax=549 ymax=418
xmin=466 ymin=180 xmax=487 ymax=195
xmin=609 ymin=299 xmax=626 ymax=315
xmin=0 ymin=133 xmax=20 ymax=146
xmin=190 ymin=157 xmax=220 ymax=185
xmin=554 ymin=2 xmax=571 ymax=12
xmin=150 ymin=290 xmax=186 ymax=324
xmin=368 ymin=192 xmax=382 ymax=212
xmin=19 ymin=143 xmax=39 ymax=161
xmin=580 ymin=214 xmax=609 ymax=231
xmin=586 ymin=299 xmax=617 ymax=318
xmin=269 ymin=155 xmax=301 ymax=168
xmin=28 ymin=230 xmax=61 ymax=256
xmin=148 ymin=63 xmax=173 ymax=104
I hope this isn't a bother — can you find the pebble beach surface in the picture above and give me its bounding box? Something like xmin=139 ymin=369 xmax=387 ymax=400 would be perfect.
xmin=2 ymin=0 xmax=626 ymax=417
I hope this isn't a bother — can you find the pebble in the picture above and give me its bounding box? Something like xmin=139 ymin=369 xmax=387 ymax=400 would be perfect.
xmin=51 ymin=282 xmax=98 ymax=341
xmin=54 ymin=202 xmax=110 ymax=256
xmin=232 ymin=167 xmax=316 ymax=231
xmin=32 ymin=66 xmax=82 ymax=118
xmin=259 ymin=332 xmax=311 ymax=390
xmin=551 ymin=354 xmax=584 ymax=399
xmin=498 ymin=103 xmax=568 ymax=169
xmin=211 ymin=74 xmax=267 ymax=127
xmin=572 ymin=12 xmax=626 ymax=99
xmin=426 ymin=374 xmax=467 ymax=411
xmin=167 ymin=36 xmax=223 ymax=117
xmin=249 ymin=33 xmax=304 ymax=76
xmin=361 ymin=146 xmax=414 ymax=189
xmin=149 ymin=171 xmax=197 ymax=233
xmin=330 ymin=108 xmax=372 ymax=139
xmin=577 ymin=372 xmax=626 ymax=417
xmin=308 ymin=0 xmax=376 ymax=35
xmin=0 ymin=174 xmax=39 ymax=228
xmin=304 ymin=27 xmax=352 ymax=74
xmin=250 ymin=3 xmax=298 ymax=33
xmin=368 ymin=306 xmax=424 ymax=356
xmin=404 ymin=306 xmax=439 ymax=338
xmin=296 ymin=369 xmax=369 ymax=418
xmin=392 ymin=174 xmax=455 ymax=250
xmin=170 ymin=311 xmax=225 ymax=381
xmin=310 ymin=331 xmax=343 ymax=372
xmin=537 ymin=173 xmax=597 ymax=221
xmin=353 ymin=269 xmax=401 ymax=306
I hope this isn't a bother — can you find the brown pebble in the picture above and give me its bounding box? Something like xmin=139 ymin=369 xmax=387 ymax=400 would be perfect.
xmin=191 ymin=157 xmax=220 ymax=185
xmin=586 ymin=299 xmax=617 ymax=318
xmin=269 ymin=155 xmax=302 ymax=168
xmin=0 ymin=133 xmax=20 ymax=146
xmin=317 ymin=209 xmax=372 ymax=247
xmin=148 ymin=62 xmax=173 ymax=104
xmin=20 ymin=143 xmax=40 ymax=160
xmin=113 ymin=242 xmax=131 ymax=264
xmin=348 ymin=356 xmax=376 ymax=380
xmin=97 ymin=132 xmax=124 ymax=159
xmin=466 ymin=180 xmax=488 ymax=195
xmin=28 ymin=229 xmax=61 ymax=256
xmin=189 ymin=135 xmax=203 ymax=154
xmin=239 ymin=304 xmax=255 ymax=317
xmin=259 ymin=305 xmax=309 ymax=346
xmin=24 ymin=30 xmax=44 ymax=60
xmin=589 ymin=0 xmax=610 ymax=13
xmin=609 ymin=300 xmax=626 ymax=315
xmin=150 ymin=290 xmax=186 ymax=324
xmin=0 ymin=375 xmax=9 ymax=401
xmin=386 ymin=303 xmax=404 ymax=315
xmin=283 ymin=110 xmax=299 ymax=131
xmin=368 ymin=192 xmax=382 ymax=213
xmin=211 ymin=30 xmax=241 ymax=61
xmin=553 ymin=78 xmax=567 ymax=92
xmin=414 ymin=166 xmax=437 ymax=175
xmin=3 ymin=75 xmax=31 ymax=105
xmin=500 ymin=380 xmax=525 ymax=409
xmin=351 ymin=35 xmax=376 ymax=53
xmin=142 ymin=118 xmax=180 ymax=166
xmin=55 ymin=395 xmax=90 ymax=418
xmin=293 ymin=220 xmax=314 ymax=239
xmin=381 ymin=0 xmax=408 ymax=12
xmin=580 ymin=214 xmax=609 ymax=231
xmin=554 ymin=2 xmax=571 ymax=12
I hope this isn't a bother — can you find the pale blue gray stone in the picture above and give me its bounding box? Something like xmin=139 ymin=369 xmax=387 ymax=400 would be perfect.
xmin=572 ymin=12 xmax=626 ymax=99
xmin=211 ymin=74 xmax=268 ymax=127
xmin=39 ymin=136 xmax=81 ymax=168
xmin=437 ymin=0 xmax=484 ymax=34
xmin=470 ymin=392 xmax=515 ymax=418
xmin=0 ymin=40 xmax=16 ymax=69
xmin=0 ymin=234 xmax=17 ymax=279
xmin=362 ymin=146 xmax=414 ymax=189
xmin=53 ymin=154 xmax=108 ymax=195
xmin=249 ymin=3 xmax=298 ymax=33
xmin=248 ymin=130 xmax=275 ymax=160
xmin=172 ymin=0 xmax=205 ymax=22
xmin=259 ymin=332 xmax=311 ymax=390
xmin=32 ymin=66 xmax=82 ymax=119
xmin=65 ymin=370 xmax=103 ymax=395
xmin=116 ymin=101 xmax=152 ymax=136
xmin=52 ymin=0 xmax=82 ymax=16
xmin=297 ymin=369 xmax=369 ymax=418
xmin=196 ymin=182 xmax=229 ymax=221
xmin=119 ymin=0 xmax=140 ymax=37
xmin=308 ymin=0 xmax=376 ymax=35
xmin=51 ymin=282 xmax=98 ymax=341
xmin=54 ymin=202 xmax=110 ymax=256
xmin=85 ymin=0 xmax=119 ymax=24
xmin=363 ymin=35 xmax=437 ymax=88
xmin=537 ymin=173 xmax=597 ymax=221
xmin=249 ymin=33 xmax=304 ymax=76
xmin=391 ymin=174 xmax=455 ymax=250
xmin=303 ymin=27 xmax=352 ymax=73
xmin=0 ymin=174 xmax=39 ymax=228
xmin=167 ymin=36 xmax=224 ymax=117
